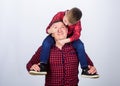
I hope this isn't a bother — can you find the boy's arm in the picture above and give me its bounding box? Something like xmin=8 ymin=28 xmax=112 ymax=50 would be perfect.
xmin=59 ymin=21 xmax=82 ymax=44
xmin=57 ymin=21 xmax=82 ymax=45
xmin=69 ymin=21 xmax=82 ymax=42
xmin=46 ymin=12 xmax=64 ymax=34
xmin=26 ymin=47 xmax=41 ymax=71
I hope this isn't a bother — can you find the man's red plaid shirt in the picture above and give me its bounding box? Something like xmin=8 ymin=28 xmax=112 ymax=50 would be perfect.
xmin=26 ymin=43 xmax=93 ymax=86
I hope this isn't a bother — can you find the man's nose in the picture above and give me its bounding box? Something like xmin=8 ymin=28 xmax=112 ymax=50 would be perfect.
xmin=58 ymin=29 xmax=61 ymax=33
xmin=58 ymin=28 xmax=62 ymax=33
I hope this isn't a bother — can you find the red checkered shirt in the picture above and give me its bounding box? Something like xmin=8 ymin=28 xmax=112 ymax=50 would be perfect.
xmin=26 ymin=43 xmax=93 ymax=86
xmin=46 ymin=10 xmax=82 ymax=42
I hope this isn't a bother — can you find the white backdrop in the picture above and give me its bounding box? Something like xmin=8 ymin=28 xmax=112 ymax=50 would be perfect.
xmin=0 ymin=0 xmax=120 ymax=86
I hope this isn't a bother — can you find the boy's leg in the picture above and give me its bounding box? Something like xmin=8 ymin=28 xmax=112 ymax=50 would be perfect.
xmin=40 ymin=35 xmax=55 ymax=63
xmin=72 ymin=39 xmax=88 ymax=69
xmin=72 ymin=39 xmax=99 ymax=78
xmin=29 ymin=35 xmax=54 ymax=75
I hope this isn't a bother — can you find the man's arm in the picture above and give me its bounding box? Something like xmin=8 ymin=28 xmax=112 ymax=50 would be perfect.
xmin=86 ymin=53 xmax=94 ymax=66
xmin=26 ymin=47 xmax=41 ymax=71
xmin=85 ymin=53 xmax=99 ymax=74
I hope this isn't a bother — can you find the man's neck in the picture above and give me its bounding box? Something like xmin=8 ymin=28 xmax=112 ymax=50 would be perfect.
xmin=55 ymin=41 xmax=64 ymax=50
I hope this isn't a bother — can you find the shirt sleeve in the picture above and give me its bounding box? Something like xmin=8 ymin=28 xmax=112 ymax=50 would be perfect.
xmin=46 ymin=12 xmax=63 ymax=34
xmin=86 ymin=53 xmax=94 ymax=66
xmin=26 ymin=47 xmax=41 ymax=71
xmin=69 ymin=21 xmax=82 ymax=42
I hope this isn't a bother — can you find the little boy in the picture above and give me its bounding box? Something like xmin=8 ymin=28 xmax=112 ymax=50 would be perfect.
xmin=30 ymin=7 xmax=99 ymax=78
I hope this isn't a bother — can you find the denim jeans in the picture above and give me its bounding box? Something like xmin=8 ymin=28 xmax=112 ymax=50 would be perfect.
xmin=40 ymin=35 xmax=88 ymax=68
xmin=40 ymin=35 xmax=55 ymax=63
xmin=72 ymin=39 xmax=88 ymax=68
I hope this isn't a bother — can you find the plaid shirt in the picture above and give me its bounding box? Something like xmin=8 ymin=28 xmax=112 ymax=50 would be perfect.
xmin=26 ymin=43 xmax=93 ymax=86
xmin=46 ymin=11 xmax=82 ymax=42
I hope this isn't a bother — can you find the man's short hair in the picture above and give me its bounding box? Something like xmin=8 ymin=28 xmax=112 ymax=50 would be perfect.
xmin=52 ymin=20 xmax=67 ymax=27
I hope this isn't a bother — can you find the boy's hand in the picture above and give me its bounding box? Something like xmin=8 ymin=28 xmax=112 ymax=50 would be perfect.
xmin=57 ymin=38 xmax=70 ymax=46
xmin=48 ymin=25 xmax=58 ymax=34
xmin=57 ymin=39 xmax=66 ymax=46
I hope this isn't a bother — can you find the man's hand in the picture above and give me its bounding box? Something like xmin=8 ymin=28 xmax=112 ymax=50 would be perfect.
xmin=30 ymin=63 xmax=40 ymax=72
xmin=88 ymin=65 xmax=97 ymax=74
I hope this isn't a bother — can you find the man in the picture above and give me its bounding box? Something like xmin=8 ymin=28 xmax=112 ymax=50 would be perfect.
xmin=39 ymin=7 xmax=96 ymax=78
xmin=26 ymin=21 xmax=99 ymax=86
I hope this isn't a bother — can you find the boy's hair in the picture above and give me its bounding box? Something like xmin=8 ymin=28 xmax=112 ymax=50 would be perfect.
xmin=67 ymin=7 xmax=82 ymax=24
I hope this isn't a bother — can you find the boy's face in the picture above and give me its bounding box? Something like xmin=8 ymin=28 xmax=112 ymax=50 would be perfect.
xmin=63 ymin=11 xmax=72 ymax=26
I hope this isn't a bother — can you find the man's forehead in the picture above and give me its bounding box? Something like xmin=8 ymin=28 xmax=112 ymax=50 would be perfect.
xmin=53 ymin=21 xmax=64 ymax=25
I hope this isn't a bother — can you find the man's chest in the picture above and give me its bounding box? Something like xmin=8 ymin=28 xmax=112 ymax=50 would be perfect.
xmin=49 ymin=46 xmax=78 ymax=65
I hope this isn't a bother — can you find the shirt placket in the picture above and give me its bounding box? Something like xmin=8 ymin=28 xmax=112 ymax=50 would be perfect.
xmin=61 ymin=50 xmax=65 ymax=85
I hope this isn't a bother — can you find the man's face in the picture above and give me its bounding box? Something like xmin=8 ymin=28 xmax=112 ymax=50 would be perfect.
xmin=52 ymin=22 xmax=68 ymax=41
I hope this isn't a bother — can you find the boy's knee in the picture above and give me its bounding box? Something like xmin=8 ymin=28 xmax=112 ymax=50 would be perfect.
xmin=77 ymin=43 xmax=84 ymax=49
xmin=75 ymin=40 xmax=84 ymax=46
xmin=73 ymin=40 xmax=84 ymax=50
